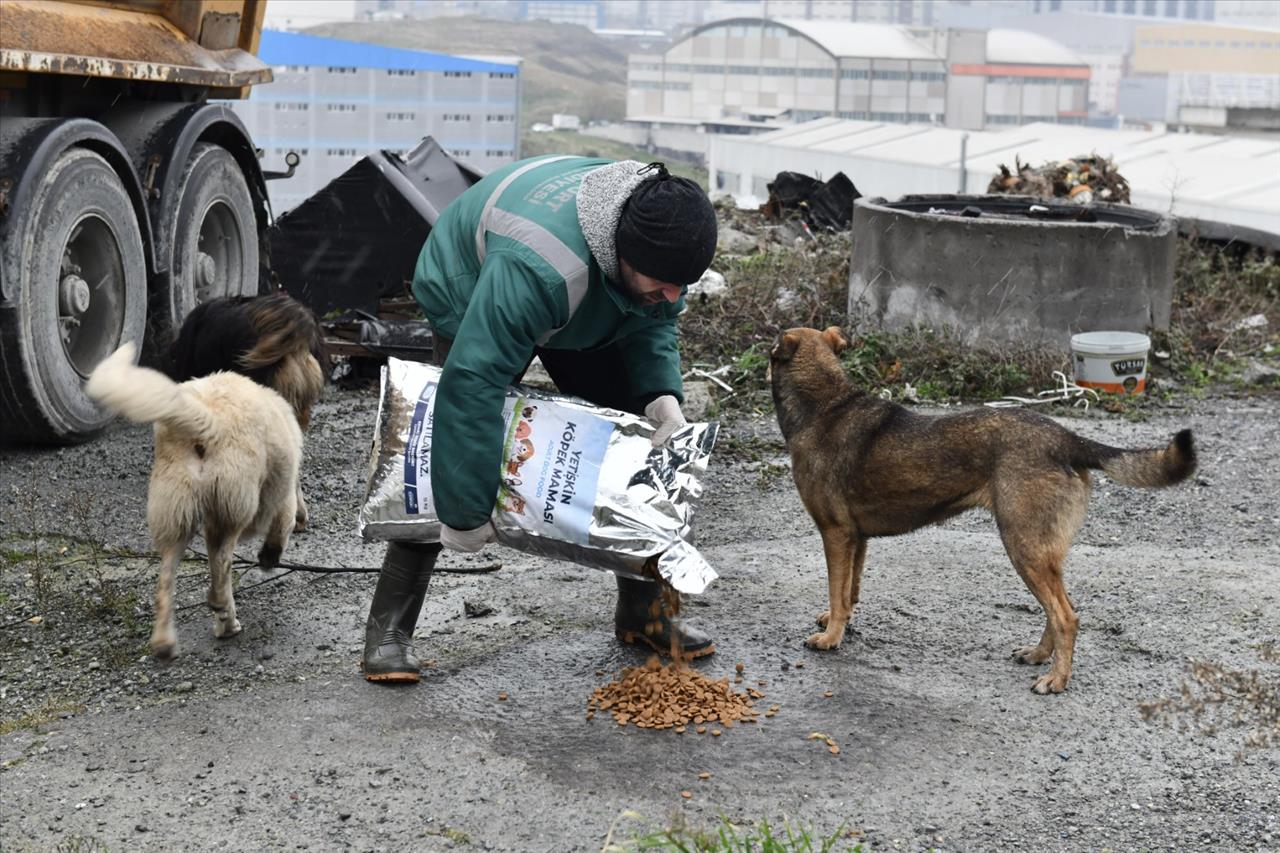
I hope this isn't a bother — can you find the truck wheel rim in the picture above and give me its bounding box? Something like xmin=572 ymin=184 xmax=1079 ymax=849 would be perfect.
xmin=59 ymin=214 xmax=125 ymax=378
xmin=196 ymin=198 xmax=245 ymax=302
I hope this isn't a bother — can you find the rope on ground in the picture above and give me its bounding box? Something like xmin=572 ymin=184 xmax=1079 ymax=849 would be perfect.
xmin=984 ymin=370 xmax=1099 ymax=411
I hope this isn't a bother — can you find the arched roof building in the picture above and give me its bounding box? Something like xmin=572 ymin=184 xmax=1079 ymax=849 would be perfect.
xmin=626 ymin=18 xmax=1090 ymax=130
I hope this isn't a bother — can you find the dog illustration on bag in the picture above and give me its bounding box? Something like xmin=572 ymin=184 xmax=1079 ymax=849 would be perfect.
xmin=503 ymin=437 xmax=537 ymax=486
xmin=499 ymin=493 xmax=527 ymax=515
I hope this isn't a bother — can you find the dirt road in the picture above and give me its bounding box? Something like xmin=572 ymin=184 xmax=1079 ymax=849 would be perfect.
xmin=2 ymin=387 xmax=1276 ymax=851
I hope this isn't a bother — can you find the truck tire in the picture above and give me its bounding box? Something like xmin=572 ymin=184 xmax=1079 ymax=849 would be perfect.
xmin=0 ymin=147 xmax=147 ymax=443
xmin=167 ymin=142 xmax=259 ymax=331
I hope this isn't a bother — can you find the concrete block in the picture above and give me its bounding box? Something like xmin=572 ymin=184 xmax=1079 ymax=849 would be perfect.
xmin=848 ymin=195 xmax=1177 ymax=347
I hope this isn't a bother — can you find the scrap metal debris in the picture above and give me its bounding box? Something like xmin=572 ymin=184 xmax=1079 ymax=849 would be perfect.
xmin=988 ymin=155 xmax=1131 ymax=205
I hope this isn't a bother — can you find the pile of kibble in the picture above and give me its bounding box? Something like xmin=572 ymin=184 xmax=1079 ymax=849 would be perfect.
xmin=588 ymin=657 xmax=763 ymax=732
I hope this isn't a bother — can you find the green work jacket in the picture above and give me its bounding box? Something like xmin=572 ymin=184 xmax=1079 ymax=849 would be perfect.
xmin=411 ymin=155 xmax=686 ymax=531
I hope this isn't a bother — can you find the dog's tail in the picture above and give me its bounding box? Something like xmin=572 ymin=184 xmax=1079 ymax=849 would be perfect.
xmin=86 ymin=342 xmax=215 ymax=437
xmin=1079 ymin=429 xmax=1197 ymax=489
xmin=240 ymin=293 xmax=325 ymax=374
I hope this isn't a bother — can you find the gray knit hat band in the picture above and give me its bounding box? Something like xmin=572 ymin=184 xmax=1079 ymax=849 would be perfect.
xmin=577 ymin=160 xmax=650 ymax=283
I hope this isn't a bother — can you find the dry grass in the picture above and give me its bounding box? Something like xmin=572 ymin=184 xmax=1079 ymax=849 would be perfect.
xmin=1140 ymin=644 xmax=1280 ymax=757
xmin=0 ymin=698 xmax=87 ymax=736
xmin=1161 ymin=237 xmax=1280 ymax=387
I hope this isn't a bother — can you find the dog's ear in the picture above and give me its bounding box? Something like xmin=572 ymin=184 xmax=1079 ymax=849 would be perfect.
xmin=823 ymin=327 xmax=849 ymax=354
xmin=772 ymin=331 xmax=801 ymax=362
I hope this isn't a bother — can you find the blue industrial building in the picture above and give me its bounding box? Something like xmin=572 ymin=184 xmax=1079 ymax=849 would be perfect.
xmin=230 ymin=29 xmax=521 ymax=213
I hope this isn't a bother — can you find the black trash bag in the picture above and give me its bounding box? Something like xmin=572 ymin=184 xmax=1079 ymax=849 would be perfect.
xmin=266 ymin=137 xmax=483 ymax=317
xmin=764 ymin=170 xmax=861 ymax=232
xmin=805 ymin=172 xmax=860 ymax=231
xmin=766 ymin=171 xmax=822 ymax=207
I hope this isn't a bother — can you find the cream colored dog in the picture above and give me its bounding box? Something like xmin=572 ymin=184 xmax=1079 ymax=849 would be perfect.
xmin=86 ymin=342 xmax=302 ymax=659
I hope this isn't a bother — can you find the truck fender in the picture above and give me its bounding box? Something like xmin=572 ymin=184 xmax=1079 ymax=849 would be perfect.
xmin=99 ymin=101 xmax=271 ymax=276
xmin=0 ymin=117 xmax=152 ymax=305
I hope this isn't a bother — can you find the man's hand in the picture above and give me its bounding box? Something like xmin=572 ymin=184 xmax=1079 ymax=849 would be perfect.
xmin=644 ymin=395 xmax=687 ymax=447
xmin=440 ymin=521 xmax=496 ymax=552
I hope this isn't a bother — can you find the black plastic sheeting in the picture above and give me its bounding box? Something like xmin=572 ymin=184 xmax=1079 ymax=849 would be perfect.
xmin=266 ymin=136 xmax=483 ymax=316
xmin=766 ymin=170 xmax=861 ymax=231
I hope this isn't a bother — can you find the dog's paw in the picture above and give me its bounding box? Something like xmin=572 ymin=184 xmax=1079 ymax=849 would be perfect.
xmin=815 ymin=610 xmax=830 ymax=628
xmin=1031 ymin=671 xmax=1069 ymax=694
xmin=212 ymin=615 xmax=242 ymax=638
xmin=1012 ymin=644 xmax=1053 ymax=665
xmin=805 ymin=630 xmax=842 ymax=651
xmin=258 ymin=542 xmax=283 ymax=568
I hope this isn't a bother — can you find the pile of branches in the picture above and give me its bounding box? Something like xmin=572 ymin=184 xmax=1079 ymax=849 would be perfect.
xmin=988 ymin=154 xmax=1131 ymax=205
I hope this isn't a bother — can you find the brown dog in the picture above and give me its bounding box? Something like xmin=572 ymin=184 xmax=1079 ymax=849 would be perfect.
xmin=87 ymin=342 xmax=302 ymax=660
xmin=770 ymin=326 xmax=1196 ymax=694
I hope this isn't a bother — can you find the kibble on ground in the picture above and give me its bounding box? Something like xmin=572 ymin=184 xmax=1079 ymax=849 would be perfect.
xmin=588 ymin=656 xmax=759 ymax=731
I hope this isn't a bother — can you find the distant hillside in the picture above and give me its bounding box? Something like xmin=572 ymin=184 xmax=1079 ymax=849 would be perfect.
xmin=522 ymin=130 xmax=707 ymax=188
xmin=305 ymin=16 xmax=629 ymax=127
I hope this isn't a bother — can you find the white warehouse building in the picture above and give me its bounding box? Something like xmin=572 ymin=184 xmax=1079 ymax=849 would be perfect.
xmin=626 ymin=18 xmax=1090 ymax=133
xmin=628 ymin=19 xmax=947 ymax=126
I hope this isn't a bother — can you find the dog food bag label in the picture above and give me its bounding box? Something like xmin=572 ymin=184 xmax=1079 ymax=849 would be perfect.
xmin=496 ymin=395 xmax=613 ymax=546
xmin=360 ymin=359 xmax=720 ymax=594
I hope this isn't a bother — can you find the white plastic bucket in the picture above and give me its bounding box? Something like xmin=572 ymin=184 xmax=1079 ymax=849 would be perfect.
xmin=1071 ymin=331 xmax=1151 ymax=395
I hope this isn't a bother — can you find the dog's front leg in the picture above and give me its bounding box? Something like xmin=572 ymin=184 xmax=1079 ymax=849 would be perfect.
xmin=151 ymin=544 xmax=185 ymax=659
xmin=808 ymin=527 xmax=857 ymax=650
xmin=206 ymin=532 xmax=243 ymax=639
xmin=817 ymin=536 xmax=866 ymax=631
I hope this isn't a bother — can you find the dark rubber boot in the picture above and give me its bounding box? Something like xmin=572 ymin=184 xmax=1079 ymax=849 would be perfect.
xmin=614 ymin=574 xmax=715 ymax=659
xmin=362 ymin=541 xmax=439 ymax=683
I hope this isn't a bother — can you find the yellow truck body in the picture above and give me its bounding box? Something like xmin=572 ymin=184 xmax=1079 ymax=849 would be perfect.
xmin=0 ymin=0 xmax=271 ymax=89
xmin=0 ymin=0 xmax=283 ymax=443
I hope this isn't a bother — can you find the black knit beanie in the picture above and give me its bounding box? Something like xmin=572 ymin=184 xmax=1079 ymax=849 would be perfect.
xmin=615 ymin=163 xmax=717 ymax=285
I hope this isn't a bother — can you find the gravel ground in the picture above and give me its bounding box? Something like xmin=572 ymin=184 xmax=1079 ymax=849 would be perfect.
xmin=1 ymin=384 xmax=1277 ymax=851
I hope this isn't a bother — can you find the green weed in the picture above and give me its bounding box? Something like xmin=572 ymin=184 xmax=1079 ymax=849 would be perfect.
xmin=606 ymin=813 xmax=861 ymax=852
